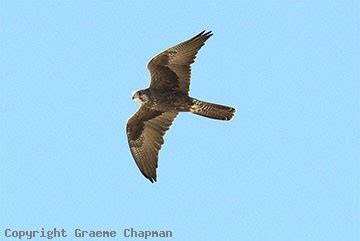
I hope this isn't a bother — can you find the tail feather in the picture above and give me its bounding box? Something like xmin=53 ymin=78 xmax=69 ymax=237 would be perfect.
xmin=190 ymin=99 xmax=235 ymax=121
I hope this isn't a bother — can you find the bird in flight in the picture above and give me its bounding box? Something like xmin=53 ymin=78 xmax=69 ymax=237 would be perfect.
xmin=126 ymin=31 xmax=235 ymax=182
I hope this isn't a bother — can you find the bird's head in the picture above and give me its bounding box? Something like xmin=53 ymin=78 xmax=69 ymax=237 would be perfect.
xmin=132 ymin=90 xmax=149 ymax=104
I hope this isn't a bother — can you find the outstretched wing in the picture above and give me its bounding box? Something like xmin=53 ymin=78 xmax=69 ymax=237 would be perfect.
xmin=126 ymin=106 xmax=178 ymax=182
xmin=147 ymin=30 xmax=213 ymax=94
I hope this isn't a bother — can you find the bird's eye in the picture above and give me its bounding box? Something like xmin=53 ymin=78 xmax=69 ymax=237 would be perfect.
xmin=138 ymin=92 xmax=142 ymax=96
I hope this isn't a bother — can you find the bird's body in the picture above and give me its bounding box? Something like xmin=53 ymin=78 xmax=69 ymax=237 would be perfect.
xmin=126 ymin=31 xmax=235 ymax=182
xmin=133 ymin=89 xmax=192 ymax=112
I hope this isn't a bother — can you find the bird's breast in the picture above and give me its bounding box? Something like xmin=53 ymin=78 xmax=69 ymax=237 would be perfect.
xmin=147 ymin=91 xmax=191 ymax=112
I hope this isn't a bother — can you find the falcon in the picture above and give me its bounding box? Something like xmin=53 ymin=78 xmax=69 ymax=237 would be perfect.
xmin=126 ymin=31 xmax=235 ymax=182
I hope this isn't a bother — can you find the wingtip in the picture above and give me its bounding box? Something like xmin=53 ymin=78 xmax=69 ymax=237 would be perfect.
xmin=192 ymin=30 xmax=213 ymax=40
xmin=148 ymin=177 xmax=157 ymax=183
xmin=145 ymin=174 xmax=157 ymax=183
xmin=139 ymin=169 xmax=157 ymax=183
xmin=201 ymin=30 xmax=213 ymax=37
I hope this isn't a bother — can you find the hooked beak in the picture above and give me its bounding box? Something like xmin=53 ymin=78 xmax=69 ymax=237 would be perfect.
xmin=131 ymin=91 xmax=137 ymax=100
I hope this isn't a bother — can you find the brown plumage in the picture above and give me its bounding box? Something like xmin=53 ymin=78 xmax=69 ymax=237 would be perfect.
xmin=126 ymin=31 xmax=235 ymax=182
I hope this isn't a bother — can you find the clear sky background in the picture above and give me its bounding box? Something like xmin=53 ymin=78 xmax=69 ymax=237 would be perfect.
xmin=1 ymin=1 xmax=359 ymax=240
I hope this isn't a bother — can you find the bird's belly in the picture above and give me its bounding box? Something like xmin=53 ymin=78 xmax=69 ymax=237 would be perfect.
xmin=150 ymin=94 xmax=191 ymax=112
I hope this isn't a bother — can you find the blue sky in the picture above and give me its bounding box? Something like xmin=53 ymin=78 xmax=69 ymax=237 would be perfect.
xmin=1 ymin=1 xmax=359 ymax=240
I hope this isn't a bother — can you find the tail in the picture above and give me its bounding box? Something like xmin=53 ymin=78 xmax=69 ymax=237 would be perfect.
xmin=190 ymin=99 xmax=235 ymax=121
